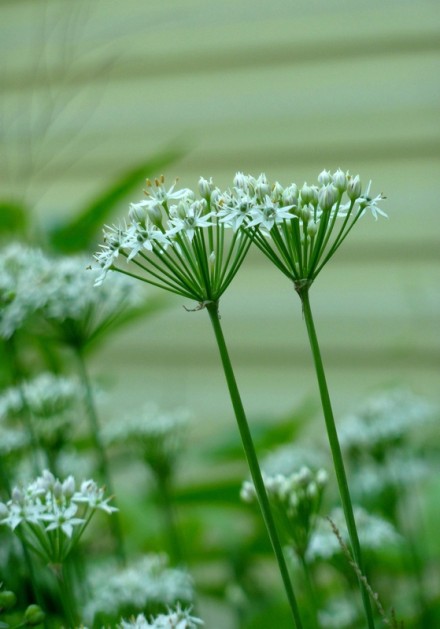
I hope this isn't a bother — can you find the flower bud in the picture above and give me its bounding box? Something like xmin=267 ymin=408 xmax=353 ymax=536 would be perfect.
xmin=347 ymin=174 xmax=362 ymax=200
xmin=307 ymin=220 xmax=317 ymax=237
xmin=316 ymin=469 xmax=328 ymax=487
xmin=271 ymin=181 xmax=284 ymax=203
xmin=318 ymin=169 xmax=332 ymax=186
xmin=0 ymin=589 xmax=16 ymax=610
xmin=300 ymin=206 xmax=312 ymax=223
xmin=332 ymin=168 xmax=347 ymax=191
xmin=255 ymin=174 xmax=270 ymax=198
xmin=298 ymin=466 xmax=312 ymax=485
xmin=282 ymin=184 xmax=299 ymax=207
xmin=240 ymin=481 xmax=256 ymax=503
xmin=194 ymin=198 xmax=208 ymax=215
xmin=12 ymin=487 xmax=23 ymax=504
xmin=53 ymin=480 xmax=63 ymax=499
xmin=318 ymin=184 xmax=338 ymax=211
xmin=175 ymin=201 xmax=189 ymax=220
xmin=210 ymin=188 xmax=221 ymax=208
xmin=62 ymin=475 xmax=76 ymax=498
xmin=129 ymin=202 xmax=147 ymax=224
xmin=146 ymin=203 xmax=163 ymax=228
xmin=307 ymin=482 xmax=318 ymax=499
xmin=24 ymin=604 xmax=45 ymax=626
xmin=198 ymin=176 xmax=214 ymax=200
xmin=301 ymin=184 xmax=318 ymax=207
xmin=233 ymin=172 xmax=248 ymax=190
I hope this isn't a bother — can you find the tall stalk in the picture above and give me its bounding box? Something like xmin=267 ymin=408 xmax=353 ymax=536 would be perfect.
xmin=298 ymin=287 xmax=375 ymax=629
xmin=74 ymin=347 xmax=126 ymax=565
xmin=155 ymin=474 xmax=183 ymax=565
xmin=206 ymin=302 xmax=303 ymax=629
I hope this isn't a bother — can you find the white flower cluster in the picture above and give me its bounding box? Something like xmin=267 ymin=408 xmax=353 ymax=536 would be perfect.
xmin=38 ymin=255 xmax=142 ymax=345
xmin=118 ymin=605 xmax=203 ymax=629
xmin=0 ymin=425 xmax=29 ymax=457
xmin=349 ymin=454 xmax=431 ymax=501
xmin=95 ymin=171 xmax=385 ymax=294
xmin=306 ymin=506 xmax=402 ymax=563
xmin=241 ymin=466 xmax=328 ymax=556
xmin=261 ymin=443 xmax=329 ymax=478
xmin=0 ymin=243 xmax=50 ymax=339
xmin=0 ymin=373 xmax=82 ymax=420
xmin=339 ymin=389 xmax=435 ymax=453
xmin=0 ymin=243 xmax=143 ymax=346
xmin=103 ymin=405 xmax=189 ymax=478
xmin=0 ymin=470 xmax=117 ymax=563
xmin=84 ymin=554 xmax=194 ymax=625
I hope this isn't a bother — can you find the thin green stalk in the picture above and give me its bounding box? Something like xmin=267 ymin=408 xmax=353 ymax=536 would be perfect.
xmin=298 ymin=554 xmax=319 ymax=629
xmin=74 ymin=347 xmax=126 ymax=565
xmin=54 ymin=563 xmax=80 ymax=628
xmin=155 ymin=474 xmax=184 ymax=565
xmin=5 ymin=336 xmax=41 ymax=475
xmin=206 ymin=302 xmax=303 ymax=629
xmin=298 ymin=287 xmax=376 ymax=629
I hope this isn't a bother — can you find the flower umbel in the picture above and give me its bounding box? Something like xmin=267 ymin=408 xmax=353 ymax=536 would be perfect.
xmin=94 ymin=176 xmax=252 ymax=305
xmin=0 ymin=470 xmax=117 ymax=564
xmin=217 ymin=169 xmax=386 ymax=289
xmin=241 ymin=466 xmax=328 ymax=558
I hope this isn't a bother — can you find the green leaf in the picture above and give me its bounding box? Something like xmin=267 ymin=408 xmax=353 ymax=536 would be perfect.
xmin=47 ymin=146 xmax=185 ymax=253
xmin=0 ymin=200 xmax=28 ymax=236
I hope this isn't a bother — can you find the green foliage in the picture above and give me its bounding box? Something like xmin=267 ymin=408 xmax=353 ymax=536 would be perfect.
xmin=47 ymin=148 xmax=184 ymax=254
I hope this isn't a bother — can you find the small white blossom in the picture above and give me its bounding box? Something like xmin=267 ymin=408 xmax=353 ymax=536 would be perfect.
xmin=85 ymin=555 xmax=194 ymax=625
xmin=306 ymin=507 xmax=402 ymax=563
xmin=0 ymin=471 xmax=116 ymax=562
xmin=118 ymin=605 xmax=203 ymax=629
xmin=247 ymin=196 xmax=295 ymax=231
xmin=168 ymin=199 xmax=213 ymax=241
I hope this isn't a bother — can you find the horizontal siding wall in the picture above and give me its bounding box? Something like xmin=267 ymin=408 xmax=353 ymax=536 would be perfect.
xmin=1 ymin=0 xmax=439 ymax=423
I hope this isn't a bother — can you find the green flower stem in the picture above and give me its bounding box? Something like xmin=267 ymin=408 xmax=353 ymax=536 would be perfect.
xmin=155 ymin=473 xmax=184 ymax=565
xmin=74 ymin=347 xmax=126 ymax=565
xmin=298 ymin=554 xmax=319 ymax=629
xmin=53 ymin=563 xmax=80 ymax=628
xmin=206 ymin=302 xmax=303 ymax=629
xmin=298 ymin=287 xmax=375 ymax=629
xmin=5 ymin=336 xmax=41 ymax=475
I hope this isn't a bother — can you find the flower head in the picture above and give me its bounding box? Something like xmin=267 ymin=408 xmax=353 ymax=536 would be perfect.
xmin=0 ymin=243 xmax=50 ymax=339
xmin=241 ymin=466 xmax=328 ymax=557
xmin=103 ymin=405 xmax=189 ymax=480
xmin=118 ymin=605 xmax=203 ymax=629
xmin=84 ymin=554 xmax=194 ymax=626
xmin=218 ymin=169 xmax=386 ymax=290
xmin=0 ymin=470 xmax=116 ymax=563
xmin=95 ymin=176 xmax=252 ymax=306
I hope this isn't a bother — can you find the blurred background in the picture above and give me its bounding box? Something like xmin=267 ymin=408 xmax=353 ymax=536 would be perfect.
xmin=1 ymin=0 xmax=439 ymax=446
xmin=1 ymin=1 xmax=440 ymax=626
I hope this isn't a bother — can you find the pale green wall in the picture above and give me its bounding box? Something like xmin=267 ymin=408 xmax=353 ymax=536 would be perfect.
xmin=1 ymin=0 xmax=439 ymax=424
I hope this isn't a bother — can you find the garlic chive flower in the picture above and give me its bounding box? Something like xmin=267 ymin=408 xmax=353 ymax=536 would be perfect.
xmin=0 ymin=470 xmax=117 ymax=564
xmin=216 ymin=170 xmax=386 ymax=289
xmin=118 ymin=605 xmax=203 ymax=628
xmin=36 ymin=255 xmax=143 ymax=349
xmin=0 ymin=243 xmax=50 ymax=340
xmin=306 ymin=507 xmax=402 ymax=564
xmin=103 ymin=405 xmax=188 ymax=481
xmin=95 ymin=176 xmax=252 ymax=305
xmin=241 ymin=466 xmax=328 ymax=558
xmin=84 ymin=554 xmax=194 ymax=626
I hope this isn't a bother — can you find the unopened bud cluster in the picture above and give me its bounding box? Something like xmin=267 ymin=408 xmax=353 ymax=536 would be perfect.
xmin=241 ymin=466 xmax=328 ymax=558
